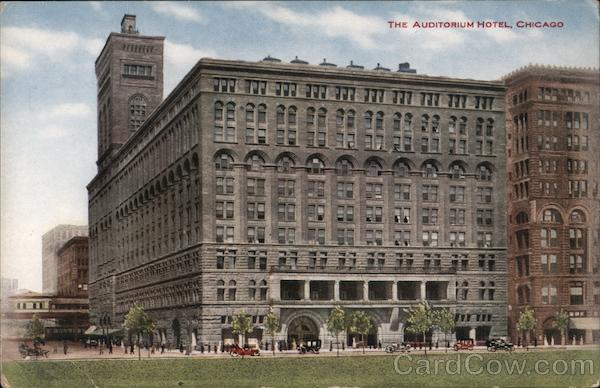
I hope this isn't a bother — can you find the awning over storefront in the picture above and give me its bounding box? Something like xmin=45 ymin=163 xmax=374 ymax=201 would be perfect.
xmin=570 ymin=318 xmax=600 ymax=330
xmin=83 ymin=326 xmax=124 ymax=337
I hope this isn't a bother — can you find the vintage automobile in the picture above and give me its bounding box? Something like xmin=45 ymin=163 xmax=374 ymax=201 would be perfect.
xmin=453 ymin=339 xmax=474 ymax=351
xmin=229 ymin=344 xmax=260 ymax=357
xmin=486 ymin=338 xmax=514 ymax=352
xmin=384 ymin=342 xmax=412 ymax=353
xmin=18 ymin=343 xmax=49 ymax=359
xmin=297 ymin=339 xmax=321 ymax=354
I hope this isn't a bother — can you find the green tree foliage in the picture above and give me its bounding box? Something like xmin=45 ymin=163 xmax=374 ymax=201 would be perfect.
xmin=405 ymin=302 xmax=433 ymax=355
xmin=516 ymin=307 xmax=537 ymax=348
xmin=349 ymin=311 xmax=372 ymax=354
xmin=432 ymin=308 xmax=455 ymax=352
xmin=231 ymin=311 xmax=254 ymax=352
xmin=264 ymin=309 xmax=281 ymax=356
xmin=124 ymin=302 xmax=156 ymax=360
xmin=25 ymin=313 xmax=45 ymax=340
xmin=553 ymin=309 xmax=569 ymax=346
xmin=325 ymin=306 xmax=346 ymax=356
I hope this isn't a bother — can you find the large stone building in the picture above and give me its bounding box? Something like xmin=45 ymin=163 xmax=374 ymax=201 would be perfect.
xmin=88 ymin=16 xmax=507 ymax=347
xmin=57 ymin=236 xmax=89 ymax=298
xmin=42 ymin=225 xmax=88 ymax=294
xmin=505 ymin=65 xmax=600 ymax=344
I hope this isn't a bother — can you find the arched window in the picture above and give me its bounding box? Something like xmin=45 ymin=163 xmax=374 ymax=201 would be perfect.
xmin=248 ymin=154 xmax=265 ymax=171
xmin=461 ymin=281 xmax=469 ymax=300
xmin=276 ymin=105 xmax=285 ymax=125
xmin=569 ymin=210 xmax=586 ymax=223
xmin=347 ymin=110 xmax=355 ymax=129
xmin=448 ymin=116 xmax=457 ymax=133
xmin=226 ymin=102 xmax=236 ymax=121
xmin=423 ymin=162 xmax=438 ymax=178
xmin=366 ymin=160 xmax=382 ymax=177
xmin=476 ymin=118 xmax=484 ymax=136
xmin=477 ymin=165 xmax=492 ymax=180
xmin=129 ymin=95 xmax=147 ymax=132
xmin=336 ymin=109 xmax=344 ymax=127
xmin=228 ymin=280 xmax=237 ymax=301
xmin=486 ymin=118 xmax=494 ymax=136
xmin=459 ymin=117 xmax=467 ymax=134
xmin=259 ymin=280 xmax=268 ymax=300
xmin=450 ymin=163 xmax=466 ymax=179
xmin=336 ymin=158 xmax=353 ymax=176
xmin=215 ymin=152 xmax=234 ymax=170
xmin=288 ymin=106 xmax=297 ymax=125
xmin=542 ymin=209 xmax=562 ymax=223
xmin=375 ymin=111 xmax=384 ymax=130
xmin=431 ymin=115 xmax=440 ymax=133
xmin=404 ymin=113 xmax=413 ymax=131
xmin=245 ymin=103 xmax=255 ymax=123
xmin=277 ymin=156 xmax=294 ymax=173
xmin=364 ymin=111 xmax=373 ymax=129
xmin=309 ymin=157 xmax=324 ymax=174
xmin=248 ymin=280 xmax=256 ymax=300
xmin=306 ymin=107 xmax=315 ymax=126
xmin=421 ymin=114 xmax=429 ymax=131
xmin=393 ymin=113 xmax=402 ymax=132
xmin=258 ymin=104 xmax=267 ymax=124
xmin=394 ymin=161 xmax=410 ymax=177
xmin=217 ymin=280 xmax=225 ymax=301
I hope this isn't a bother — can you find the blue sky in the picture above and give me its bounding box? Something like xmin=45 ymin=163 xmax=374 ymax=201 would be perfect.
xmin=1 ymin=1 xmax=598 ymax=291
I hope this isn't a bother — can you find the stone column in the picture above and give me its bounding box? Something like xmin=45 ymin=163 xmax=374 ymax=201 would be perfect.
xmin=334 ymin=281 xmax=340 ymax=301
xmin=364 ymin=281 xmax=369 ymax=301
xmin=233 ymin=164 xmax=247 ymax=243
xmin=392 ymin=281 xmax=398 ymax=301
xmin=304 ymin=280 xmax=311 ymax=301
xmin=420 ymin=281 xmax=426 ymax=300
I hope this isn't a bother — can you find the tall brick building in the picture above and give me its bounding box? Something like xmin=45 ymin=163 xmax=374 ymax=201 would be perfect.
xmin=42 ymin=225 xmax=88 ymax=294
xmin=57 ymin=236 xmax=89 ymax=298
xmin=88 ymin=16 xmax=508 ymax=347
xmin=505 ymin=65 xmax=600 ymax=344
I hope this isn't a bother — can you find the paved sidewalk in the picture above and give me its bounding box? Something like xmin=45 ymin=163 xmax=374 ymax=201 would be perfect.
xmin=3 ymin=340 xmax=597 ymax=362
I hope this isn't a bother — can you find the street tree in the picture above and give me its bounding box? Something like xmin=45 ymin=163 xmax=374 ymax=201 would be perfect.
xmin=405 ymin=302 xmax=433 ymax=355
xmin=553 ymin=309 xmax=569 ymax=346
xmin=326 ymin=306 xmax=346 ymax=356
xmin=124 ymin=302 xmax=156 ymax=360
xmin=516 ymin=307 xmax=537 ymax=349
xmin=349 ymin=311 xmax=372 ymax=354
xmin=264 ymin=309 xmax=281 ymax=356
xmin=231 ymin=311 xmax=254 ymax=356
xmin=432 ymin=308 xmax=455 ymax=352
xmin=25 ymin=313 xmax=45 ymax=341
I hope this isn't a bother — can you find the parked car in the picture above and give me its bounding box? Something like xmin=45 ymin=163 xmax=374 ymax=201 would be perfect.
xmin=453 ymin=339 xmax=474 ymax=351
xmin=385 ymin=342 xmax=412 ymax=353
xmin=229 ymin=344 xmax=260 ymax=357
xmin=486 ymin=338 xmax=514 ymax=352
xmin=297 ymin=340 xmax=321 ymax=354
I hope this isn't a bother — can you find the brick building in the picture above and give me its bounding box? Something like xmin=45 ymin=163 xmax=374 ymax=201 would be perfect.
xmin=88 ymin=16 xmax=508 ymax=347
xmin=505 ymin=65 xmax=600 ymax=344
xmin=42 ymin=225 xmax=88 ymax=294
xmin=57 ymin=236 xmax=89 ymax=298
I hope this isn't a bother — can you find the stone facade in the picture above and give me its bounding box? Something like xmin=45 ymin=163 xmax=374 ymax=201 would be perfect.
xmin=505 ymin=65 xmax=600 ymax=345
xmin=57 ymin=236 xmax=89 ymax=298
xmin=88 ymin=16 xmax=508 ymax=348
xmin=42 ymin=225 xmax=88 ymax=294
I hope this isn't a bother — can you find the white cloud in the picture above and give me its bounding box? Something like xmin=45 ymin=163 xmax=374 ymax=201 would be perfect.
xmin=47 ymin=103 xmax=93 ymax=120
xmin=88 ymin=1 xmax=103 ymax=12
xmin=0 ymin=26 xmax=104 ymax=76
xmin=163 ymin=39 xmax=217 ymax=93
xmin=150 ymin=2 xmax=204 ymax=23
xmin=226 ymin=3 xmax=384 ymax=49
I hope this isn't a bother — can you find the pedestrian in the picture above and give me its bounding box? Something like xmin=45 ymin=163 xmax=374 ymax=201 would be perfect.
xmin=213 ymin=344 xmax=217 ymax=354
xmin=161 ymin=343 xmax=165 ymax=354
xmin=63 ymin=341 xmax=68 ymax=355
xmin=130 ymin=343 xmax=134 ymax=354
xmin=109 ymin=341 xmax=113 ymax=354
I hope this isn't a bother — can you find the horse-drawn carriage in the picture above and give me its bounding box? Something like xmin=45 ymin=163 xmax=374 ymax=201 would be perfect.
xmin=19 ymin=342 xmax=49 ymax=359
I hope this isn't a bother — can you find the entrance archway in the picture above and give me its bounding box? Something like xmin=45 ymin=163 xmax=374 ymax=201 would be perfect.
xmin=287 ymin=316 xmax=319 ymax=346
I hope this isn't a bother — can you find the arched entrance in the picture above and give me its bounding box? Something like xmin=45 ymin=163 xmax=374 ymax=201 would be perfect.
xmin=287 ymin=316 xmax=319 ymax=346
